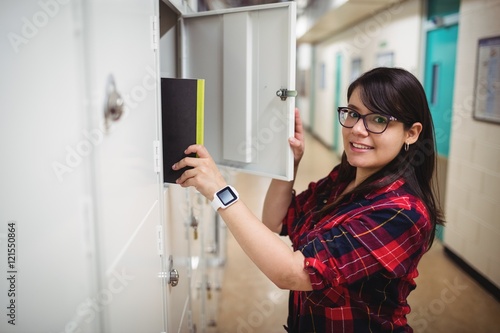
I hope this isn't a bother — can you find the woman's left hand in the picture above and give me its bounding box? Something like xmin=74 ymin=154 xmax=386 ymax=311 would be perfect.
xmin=172 ymin=144 xmax=227 ymax=200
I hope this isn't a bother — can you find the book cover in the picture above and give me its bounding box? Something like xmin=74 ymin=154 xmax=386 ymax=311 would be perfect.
xmin=161 ymin=77 xmax=205 ymax=183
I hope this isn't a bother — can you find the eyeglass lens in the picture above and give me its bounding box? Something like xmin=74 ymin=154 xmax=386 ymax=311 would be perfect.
xmin=338 ymin=108 xmax=390 ymax=133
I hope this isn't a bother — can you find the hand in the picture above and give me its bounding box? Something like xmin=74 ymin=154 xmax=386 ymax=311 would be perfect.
xmin=172 ymin=144 xmax=227 ymax=200
xmin=289 ymin=108 xmax=305 ymax=167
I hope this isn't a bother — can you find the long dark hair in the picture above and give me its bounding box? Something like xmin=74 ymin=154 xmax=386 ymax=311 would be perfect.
xmin=319 ymin=67 xmax=445 ymax=248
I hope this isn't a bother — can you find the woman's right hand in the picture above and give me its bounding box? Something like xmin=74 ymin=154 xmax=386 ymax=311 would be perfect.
xmin=289 ymin=108 xmax=305 ymax=167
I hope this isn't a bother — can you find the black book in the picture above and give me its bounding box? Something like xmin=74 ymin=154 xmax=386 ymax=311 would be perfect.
xmin=161 ymin=78 xmax=204 ymax=183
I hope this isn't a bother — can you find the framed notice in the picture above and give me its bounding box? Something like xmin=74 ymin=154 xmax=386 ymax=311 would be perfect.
xmin=473 ymin=36 xmax=500 ymax=124
xmin=351 ymin=58 xmax=362 ymax=82
xmin=376 ymin=51 xmax=394 ymax=67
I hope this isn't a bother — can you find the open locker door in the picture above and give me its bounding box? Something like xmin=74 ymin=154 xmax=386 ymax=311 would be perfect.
xmin=180 ymin=2 xmax=297 ymax=181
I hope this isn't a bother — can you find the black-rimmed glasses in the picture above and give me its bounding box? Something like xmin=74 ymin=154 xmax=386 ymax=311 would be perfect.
xmin=337 ymin=107 xmax=398 ymax=134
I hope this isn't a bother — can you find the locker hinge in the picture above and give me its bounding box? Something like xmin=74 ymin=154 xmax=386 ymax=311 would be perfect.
xmin=153 ymin=140 xmax=160 ymax=173
xmin=151 ymin=15 xmax=159 ymax=50
xmin=156 ymin=225 xmax=164 ymax=256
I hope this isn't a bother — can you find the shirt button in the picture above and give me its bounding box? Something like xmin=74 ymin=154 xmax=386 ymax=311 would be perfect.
xmin=305 ymin=261 xmax=310 ymax=266
xmin=323 ymin=199 xmax=327 ymax=204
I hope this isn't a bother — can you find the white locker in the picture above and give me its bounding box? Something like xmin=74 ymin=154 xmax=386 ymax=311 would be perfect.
xmin=160 ymin=1 xmax=296 ymax=332
xmin=0 ymin=0 xmax=166 ymax=332
xmin=0 ymin=0 xmax=296 ymax=332
xmin=81 ymin=0 xmax=165 ymax=332
xmin=0 ymin=1 xmax=100 ymax=332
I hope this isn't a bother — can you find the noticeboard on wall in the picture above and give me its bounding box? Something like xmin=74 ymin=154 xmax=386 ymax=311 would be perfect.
xmin=376 ymin=51 xmax=394 ymax=68
xmin=351 ymin=58 xmax=362 ymax=83
xmin=473 ymin=36 xmax=500 ymax=124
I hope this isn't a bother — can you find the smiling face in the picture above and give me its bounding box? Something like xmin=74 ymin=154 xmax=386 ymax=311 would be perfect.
xmin=342 ymin=87 xmax=421 ymax=183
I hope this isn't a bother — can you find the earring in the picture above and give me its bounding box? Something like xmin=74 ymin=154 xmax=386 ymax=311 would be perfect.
xmin=404 ymin=142 xmax=410 ymax=152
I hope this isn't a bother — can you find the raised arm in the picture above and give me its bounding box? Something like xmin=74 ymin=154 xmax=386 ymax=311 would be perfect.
xmin=172 ymin=144 xmax=312 ymax=291
xmin=262 ymin=108 xmax=305 ymax=233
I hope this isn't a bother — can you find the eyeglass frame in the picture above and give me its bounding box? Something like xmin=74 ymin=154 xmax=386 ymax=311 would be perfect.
xmin=337 ymin=107 xmax=398 ymax=134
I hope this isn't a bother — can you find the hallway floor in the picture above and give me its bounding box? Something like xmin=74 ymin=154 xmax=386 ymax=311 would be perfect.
xmin=215 ymin=131 xmax=500 ymax=333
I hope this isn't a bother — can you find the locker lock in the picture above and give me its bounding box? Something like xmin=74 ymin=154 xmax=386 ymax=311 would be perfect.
xmin=159 ymin=255 xmax=180 ymax=287
xmin=169 ymin=269 xmax=180 ymax=287
xmin=276 ymin=88 xmax=297 ymax=101
xmin=104 ymin=74 xmax=124 ymax=130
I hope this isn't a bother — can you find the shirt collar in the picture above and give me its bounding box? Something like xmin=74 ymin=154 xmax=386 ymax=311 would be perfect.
xmin=364 ymin=177 xmax=406 ymax=200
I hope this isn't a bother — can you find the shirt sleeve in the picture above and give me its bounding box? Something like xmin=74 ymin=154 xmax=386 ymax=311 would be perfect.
xmin=299 ymin=197 xmax=431 ymax=290
xmin=280 ymin=181 xmax=319 ymax=237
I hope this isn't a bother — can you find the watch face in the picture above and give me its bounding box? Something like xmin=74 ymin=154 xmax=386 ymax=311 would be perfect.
xmin=217 ymin=187 xmax=238 ymax=206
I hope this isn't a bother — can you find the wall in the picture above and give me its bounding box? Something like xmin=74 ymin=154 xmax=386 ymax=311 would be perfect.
xmin=302 ymin=0 xmax=423 ymax=154
xmin=296 ymin=44 xmax=313 ymax=129
xmin=297 ymin=0 xmax=500 ymax=290
xmin=443 ymin=0 xmax=500 ymax=288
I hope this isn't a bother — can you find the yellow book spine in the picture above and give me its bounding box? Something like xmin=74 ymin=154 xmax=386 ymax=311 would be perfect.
xmin=196 ymin=79 xmax=205 ymax=145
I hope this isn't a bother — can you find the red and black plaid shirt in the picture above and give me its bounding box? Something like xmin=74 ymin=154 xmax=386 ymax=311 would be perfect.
xmin=280 ymin=168 xmax=432 ymax=333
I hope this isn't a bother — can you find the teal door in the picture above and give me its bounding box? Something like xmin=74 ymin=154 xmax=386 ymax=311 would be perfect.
xmin=423 ymin=23 xmax=458 ymax=241
xmin=423 ymin=24 xmax=458 ymax=157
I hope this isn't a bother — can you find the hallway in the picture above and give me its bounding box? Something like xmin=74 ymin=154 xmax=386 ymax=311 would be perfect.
xmin=216 ymin=131 xmax=500 ymax=333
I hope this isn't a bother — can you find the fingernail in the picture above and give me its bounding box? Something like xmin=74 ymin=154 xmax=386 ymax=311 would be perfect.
xmin=172 ymin=164 xmax=176 ymax=170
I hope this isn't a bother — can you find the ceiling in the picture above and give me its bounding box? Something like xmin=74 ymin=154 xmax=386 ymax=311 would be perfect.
xmin=297 ymin=0 xmax=403 ymax=44
xmin=197 ymin=0 xmax=404 ymax=44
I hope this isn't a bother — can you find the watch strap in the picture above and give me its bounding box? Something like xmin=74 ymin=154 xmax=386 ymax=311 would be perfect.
xmin=211 ymin=195 xmax=223 ymax=211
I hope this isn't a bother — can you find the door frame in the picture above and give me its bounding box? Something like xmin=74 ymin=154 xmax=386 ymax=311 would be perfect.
xmin=420 ymin=3 xmax=459 ymax=241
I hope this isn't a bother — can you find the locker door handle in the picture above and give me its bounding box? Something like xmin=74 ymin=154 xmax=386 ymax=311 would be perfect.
xmin=159 ymin=255 xmax=180 ymax=287
xmin=276 ymin=88 xmax=297 ymax=101
xmin=159 ymin=269 xmax=180 ymax=287
xmin=169 ymin=269 xmax=179 ymax=287
xmin=104 ymin=74 xmax=124 ymax=129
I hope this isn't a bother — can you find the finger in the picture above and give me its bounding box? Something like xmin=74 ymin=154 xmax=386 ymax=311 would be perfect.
xmin=293 ymin=109 xmax=305 ymax=141
xmin=288 ymin=136 xmax=300 ymax=148
xmin=176 ymin=174 xmax=198 ymax=190
xmin=175 ymin=167 xmax=197 ymax=185
xmin=172 ymin=156 xmax=200 ymax=171
xmin=184 ymin=144 xmax=211 ymax=158
xmin=289 ymin=137 xmax=304 ymax=156
xmin=294 ymin=108 xmax=303 ymax=129
xmin=290 ymin=110 xmax=305 ymax=148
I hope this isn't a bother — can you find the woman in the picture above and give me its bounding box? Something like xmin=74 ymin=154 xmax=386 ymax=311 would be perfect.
xmin=172 ymin=67 xmax=444 ymax=332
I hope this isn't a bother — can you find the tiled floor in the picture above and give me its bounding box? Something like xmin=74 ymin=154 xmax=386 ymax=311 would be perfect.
xmin=216 ymin=131 xmax=500 ymax=333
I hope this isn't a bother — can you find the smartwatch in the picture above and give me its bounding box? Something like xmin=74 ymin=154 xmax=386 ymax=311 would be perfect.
xmin=211 ymin=185 xmax=239 ymax=211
